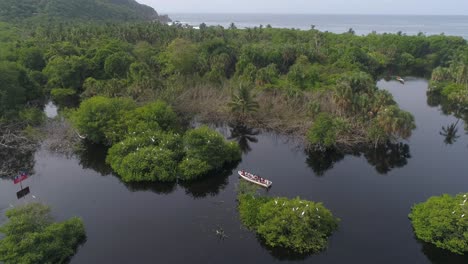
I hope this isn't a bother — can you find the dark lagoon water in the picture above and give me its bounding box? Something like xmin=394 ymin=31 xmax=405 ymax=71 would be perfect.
xmin=1 ymin=78 xmax=468 ymax=263
xmin=169 ymin=13 xmax=468 ymax=39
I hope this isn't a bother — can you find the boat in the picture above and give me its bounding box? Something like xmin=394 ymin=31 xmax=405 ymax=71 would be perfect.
xmin=238 ymin=170 xmax=272 ymax=188
xmin=396 ymin=76 xmax=405 ymax=84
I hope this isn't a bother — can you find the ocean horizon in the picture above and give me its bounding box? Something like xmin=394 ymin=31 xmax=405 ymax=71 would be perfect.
xmin=168 ymin=13 xmax=468 ymax=39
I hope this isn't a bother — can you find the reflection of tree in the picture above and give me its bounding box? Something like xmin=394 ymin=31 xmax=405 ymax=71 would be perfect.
xmin=306 ymin=142 xmax=411 ymax=176
xmin=124 ymin=181 xmax=177 ymax=195
xmin=228 ymin=124 xmax=259 ymax=154
xmin=180 ymin=161 xmax=239 ymax=198
xmin=440 ymin=121 xmax=460 ymax=145
xmin=305 ymin=148 xmax=345 ymax=176
xmin=363 ymin=142 xmax=411 ymax=174
xmin=75 ymin=142 xmax=113 ymax=176
xmin=420 ymin=241 xmax=468 ymax=264
xmin=256 ymin=235 xmax=311 ymax=261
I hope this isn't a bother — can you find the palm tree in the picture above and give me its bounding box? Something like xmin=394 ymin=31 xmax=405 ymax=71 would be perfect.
xmin=377 ymin=105 xmax=416 ymax=140
xmin=228 ymin=84 xmax=259 ymax=120
xmin=332 ymin=85 xmax=353 ymax=116
xmin=228 ymin=124 xmax=259 ymax=153
xmin=440 ymin=120 xmax=460 ymax=145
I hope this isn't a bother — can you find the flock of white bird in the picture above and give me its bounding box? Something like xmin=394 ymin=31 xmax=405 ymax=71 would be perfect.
xmin=274 ymin=200 xmax=321 ymax=219
xmin=452 ymin=194 xmax=467 ymax=218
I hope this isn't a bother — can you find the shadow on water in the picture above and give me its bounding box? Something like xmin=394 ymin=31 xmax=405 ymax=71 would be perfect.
xmin=73 ymin=141 xmax=241 ymax=197
xmin=74 ymin=142 xmax=113 ymax=176
xmin=180 ymin=161 xmax=240 ymax=198
xmin=228 ymin=124 xmax=260 ymax=154
xmin=420 ymin=241 xmax=468 ymax=264
xmin=306 ymin=142 xmax=411 ymax=176
xmin=440 ymin=121 xmax=460 ymax=145
xmin=256 ymin=235 xmax=314 ymax=261
xmin=124 ymin=181 xmax=177 ymax=194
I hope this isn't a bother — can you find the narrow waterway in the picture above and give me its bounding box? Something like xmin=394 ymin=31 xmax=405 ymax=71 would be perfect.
xmin=0 ymin=78 xmax=467 ymax=263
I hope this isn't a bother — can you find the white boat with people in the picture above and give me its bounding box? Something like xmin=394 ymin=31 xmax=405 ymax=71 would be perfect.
xmin=238 ymin=170 xmax=272 ymax=188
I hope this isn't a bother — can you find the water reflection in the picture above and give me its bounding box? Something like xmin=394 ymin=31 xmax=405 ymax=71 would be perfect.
xmin=74 ymin=142 xmax=113 ymax=176
xmin=420 ymin=242 xmax=468 ymax=264
xmin=306 ymin=142 xmax=411 ymax=176
xmin=124 ymin=181 xmax=177 ymax=194
xmin=72 ymin=141 xmax=240 ymax=197
xmin=306 ymin=148 xmax=346 ymax=176
xmin=440 ymin=121 xmax=460 ymax=145
xmin=363 ymin=142 xmax=411 ymax=174
xmin=228 ymin=124 xmax=260 ymax=154
xmin=257 ymin=237 xmax=311 ymax=261
xmin=180 ymin=163 xmax=238 ymax=198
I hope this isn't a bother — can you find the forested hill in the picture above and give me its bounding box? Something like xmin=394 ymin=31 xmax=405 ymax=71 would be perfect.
xmin=0 ymin=0 xmax=171 ymax=22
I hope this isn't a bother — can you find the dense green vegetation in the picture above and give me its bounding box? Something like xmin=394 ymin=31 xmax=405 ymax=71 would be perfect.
xmin=0 ymin=203 xmax=86 ymax=264
xmin=0 ymin=3 xmax=467 ymax=178
xmin=428 ymin=47 xmax=468 ymax=137
xmin=238 ymin=187 xmax=339 ymax=254
xmin=9 ymin=21 xmax=467 ymax=149
xmin=0 ymin=0 xmax=170 ymax=23
xmin=69 ymin=96 xmax=241 ymax=182
xmin=409 ymin=193 xmax=468 ymax=255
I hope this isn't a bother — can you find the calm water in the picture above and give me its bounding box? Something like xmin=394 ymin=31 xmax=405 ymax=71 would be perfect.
xmin=1 ymin=78 xmax=468 ymax=263
xmin=169 ymin=13 xmax=468 ymax=39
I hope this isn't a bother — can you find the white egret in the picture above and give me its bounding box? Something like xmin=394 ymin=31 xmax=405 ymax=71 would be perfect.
xmin=301 ymin=211 xmax=305 ymax=216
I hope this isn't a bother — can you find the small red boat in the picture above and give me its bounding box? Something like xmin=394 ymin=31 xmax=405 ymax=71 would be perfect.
xmin=238 ymin=170 xmax=272 ymax=188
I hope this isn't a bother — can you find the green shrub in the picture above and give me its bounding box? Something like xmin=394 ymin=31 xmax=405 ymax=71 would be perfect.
xmin=125 ymin=100 xmax=179 ymax=133
xmin=178 ymin=158 xmax=211 ymax=180
xmin=182 ymin=126 xmax=241 ymax=175
xmin=51 ymin=88 xmax=76 ymax=105
xmin=106 ymin=131 xmax=183 ymax=174
xmin=307 ymin=113 xmax=349 ymax=148
xmin=118 ymin=147 xmax=178 ymax=182
xmin=409 ymin=193 xmax=468 ymax=255
xmin=238 ymin=195 xmax=339 ymax=254
xmin=441 ymin=83 xmax=466 ymax=97
xmin=0 ymin=203 xmax=86 ymax=264
xmin=71 ymin=96 xmax=136 ymax=144
xmin=19 ymin=107 xmax=45 ymax=126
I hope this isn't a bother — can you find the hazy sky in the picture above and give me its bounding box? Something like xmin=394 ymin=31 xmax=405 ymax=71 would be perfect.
xmin=136 ymin=0 xmax=468 ymax=15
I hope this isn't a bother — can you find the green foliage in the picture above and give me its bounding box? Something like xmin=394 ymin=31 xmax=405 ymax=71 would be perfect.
xmin=409 ymin=193 xmax=468 ymax=255
xmin=161 ymin=38 xmax=200 ymax=75
xmin=18 ymin=47 xmax=45 ymax=71
xmin=71 ymin=96 xmax=136 ymax=144
xmin=106 ymin=124 xmax=240 ymax=182
xmin=19 ymin=107 xmax=46 ymax=126
xmin=287 ymin=55 xmax=319 ymax=90
xmin=238 ymin=195 xmax=339 ymax=254
xmin=104 ymin=52 xmax=134 ymax=78
xmin=0 ymin=61 xmax=41 ymax=118
xmin=125 ymin=100 xmax=179 ymax=133
xmin=228 ymin=84 xmax=260 ymax=118
xmin=43 ymin=56 xmax=89 ymax=90
xmin=51 ymin=88 xmax=77 ymax=104
xmin=375 ymin=105 xmax=416 ymax=140
xmin=307 ymin=113 xmax=349 ymax=148
xmin=0 ymin=203 xmax=86 ymax=264
xmin=119 ymin=147 xmax=178 ymax=182
xmin=181 ymin=126 xmax=241 ymax=180
xmin=0 ymin=0 xmax=165 ymax=22
xmin=106 ymin=131 xmax=183 ymax=173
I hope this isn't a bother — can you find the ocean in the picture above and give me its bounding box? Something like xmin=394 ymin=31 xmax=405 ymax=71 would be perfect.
xmin=169 ymin=13 xmax=468 ymax=39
